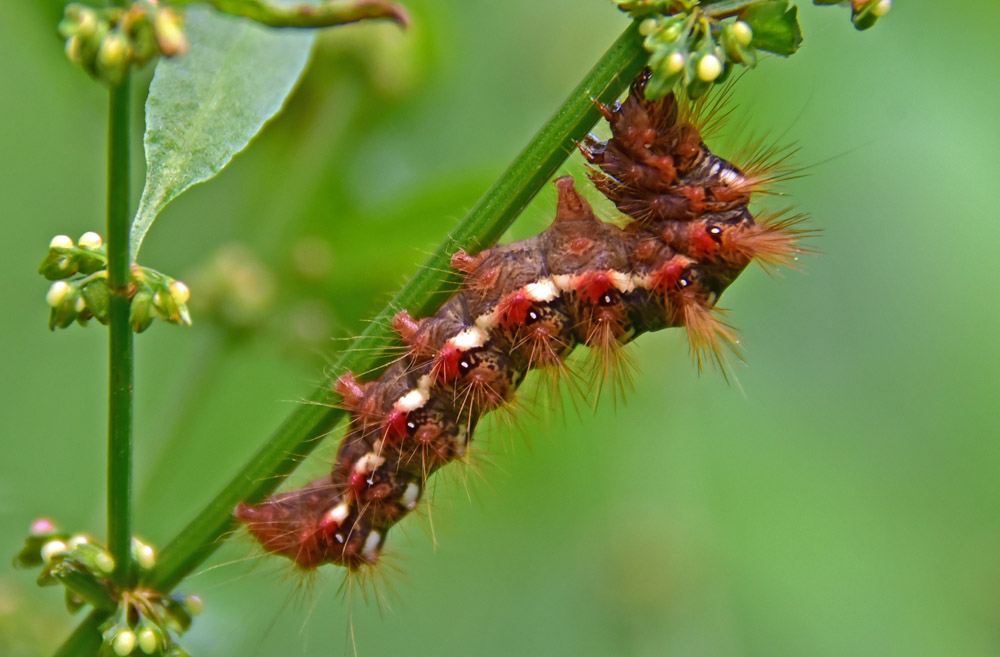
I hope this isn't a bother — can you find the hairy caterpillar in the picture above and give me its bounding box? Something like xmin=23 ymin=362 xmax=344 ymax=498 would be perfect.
xmin=234 ymin=70 xmax=802 ymax=571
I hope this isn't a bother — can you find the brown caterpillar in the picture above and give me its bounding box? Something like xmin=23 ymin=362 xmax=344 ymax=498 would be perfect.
xmin=234 ymin=70 xmax=802 ymax=571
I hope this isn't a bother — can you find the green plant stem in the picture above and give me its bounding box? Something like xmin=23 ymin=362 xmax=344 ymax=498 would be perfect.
xmin=54 ymin=19 xmax=646 ymax=656
xmin=106 ymin=74 xmax=134 ymax=590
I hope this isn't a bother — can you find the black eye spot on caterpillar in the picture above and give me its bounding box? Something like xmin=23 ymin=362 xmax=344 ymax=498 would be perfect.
xmin=235 ymin=69 xmax=805 ymax=572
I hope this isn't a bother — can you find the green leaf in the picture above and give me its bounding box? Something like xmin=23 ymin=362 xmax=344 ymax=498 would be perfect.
xmin=740 ymin=0 xmax=802 ymax=56
xmin=130 ymin=6 xmax=315 ymax=257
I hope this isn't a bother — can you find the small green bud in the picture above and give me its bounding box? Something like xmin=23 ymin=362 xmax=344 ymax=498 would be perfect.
xmin=40 ymin=539 xmax=68 ymax=565
xmin=112 ymin=629 xmax=137 ymax=656
xmin=732 ymin=20 xmax=753 ymax=47
xmin=184 ymin=594 xmax=204 ymax=617
xmin=72 ymin=541 xmax=116 ymax=574
xmin=697 ymin=53 xmax=722 ymax=82
xmin=47 ymin=281 xmax=71 ymax=308
xmin=130 ymin=290 xmax=154 ymax=332
xmin=639 ymin=18 xmax=658 ymax=37
xmin=133 ymin=538 xmax=156 ymax=570
xmin=96 ymin=31 xmax=130 ymax=85
xmin=665 ymin=50 xmax=685 ymax=75
xmin=82 ymin=280 xmax=111 ymax=324
xmin=137 ymin=625 xmax=161 ymax=655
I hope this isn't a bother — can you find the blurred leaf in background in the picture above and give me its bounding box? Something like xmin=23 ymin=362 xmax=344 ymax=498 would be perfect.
xmin=2 ymin=1 xmax=1000 ymax=656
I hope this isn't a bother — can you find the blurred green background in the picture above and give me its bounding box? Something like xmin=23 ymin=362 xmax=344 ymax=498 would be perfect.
xmin=3 ymin=1 xmax=1000 ymax=656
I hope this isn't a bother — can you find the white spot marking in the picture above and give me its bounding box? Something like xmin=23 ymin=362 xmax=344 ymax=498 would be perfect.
xmin=402 ymin=482 xmax=420 ymax=510
xmin=608 ymin=270 xmax=635 ymax=293
xmin=719 ymin=168 xmax=745 ymax=185
xmin=524 ymin=278 xmax=559 ymax=303
xmin=361 ymin=531 xmax=382 ymax=562
xmin=325 ymin=503 xmax=349 ymax=526
xmin=552 ymin=274 xmax=573 ymax=292
xmin=451 ymin=326 xmax=488 ymax=351
xmin=396 ymin=388 xmax=428 ymax=412
xmin=353 ymin=452 xmax=385 ymax=474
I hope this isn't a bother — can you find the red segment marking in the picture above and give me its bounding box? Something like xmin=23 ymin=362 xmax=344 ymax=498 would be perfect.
xmin=497 ymin=290 xmax=533 ymax=328
xmin=383 ymin=409 xmax=409 ymax=443
xmin=690 ymin=224 xmax=719 ymax=259
xmin=649 ymin=259 xmax=686 ymax=293
xmin=575 ymin=271 xmax=614 ymax=304
xmin=433 ymin=343 xmax=462 ymax=383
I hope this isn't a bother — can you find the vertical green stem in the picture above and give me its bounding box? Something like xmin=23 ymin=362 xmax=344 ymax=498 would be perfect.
xmin=106 ymin=74 xmax=134 ymax=589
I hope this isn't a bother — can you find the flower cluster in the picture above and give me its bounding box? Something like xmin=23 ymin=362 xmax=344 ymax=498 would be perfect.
xmin=814 ymin=0 xmax=892 ymax=30
xmin=39 ymin=232 xmax=192 ymax=332
xmin=616 ymin=0 xmax=890 ymax=99
xmin=58 ymin=1 xmax=188 ymax=85
xmin=14 ymin=519 xmax=202 ymax=656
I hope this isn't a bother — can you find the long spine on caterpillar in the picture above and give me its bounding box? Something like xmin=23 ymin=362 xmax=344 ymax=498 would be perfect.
xmin=235 ymin=69 xmax=803 ymax=571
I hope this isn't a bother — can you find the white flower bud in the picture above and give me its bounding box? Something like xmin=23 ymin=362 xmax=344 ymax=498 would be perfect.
xmin=732 ymin=20 xmax=753 ymax=47
xmin=47 ymin=281 xmax=71 ymax=307
xmin=67 ymin=534 xmax=89 ymax=550
xmin=41 ymin=539 xmax=68 ymax=564
xmin=78 ymin=231 xmax=103 ymax=249
xmin=74 ymin=296 xmax=86 ymax=313
xmin=697 ymin=53 xmax=722 ymax=82
xmin=112 ymin=629 xmax=137 ymax=656
xmin=168 ymin=280 xmax=190 ymax=305
xmin=871 ymin=0 xmax=891 ymax=17
xmin=50 ymin=235 xmax=74 ymax=250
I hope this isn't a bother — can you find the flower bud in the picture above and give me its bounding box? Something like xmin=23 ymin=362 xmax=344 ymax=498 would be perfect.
xmin=50 ymin=235 xmax=74 ymax=250
xmin=130 ymin=290 xmax=154 ymax=333
xmin=184 ymin=594 xmax=204 ymax=616
xmin=67 ymin=534 xmax=89 ymax=550
xmin=78 ymin=231 xmax=103 ymax=249
xmin=732 ymin=20 xmax=753 ymax=47
xmin=112 ymin=629 xmax=137 ymax=656
xmin=47 ymin=281 xmax=71 ymax=308
xmin=82 ymin=280 xmax=111 ymax=323
xmin=154 ymin=8 xmax=189 ymax=57
xmin=72 ymin=541 xmax=116 ymax=574
xmin=168 ymin=280 xmax=190 ymax=305
xmin=697 ymin=53 xmax=722 ymax=82
xmin=30 ymin=518 xmax=58 ymax=536
xmin=137 ymin=625 xmax=162 ymax=655
xmin=871 ymin=0 xmax=891 ymax=17
xmin=40 ymin=540 xmax=68 ymax=565
xmin=96 ymin=31 xmax=131 ymax=85
xmin=133 ymin=538 xmax=156 ymax=570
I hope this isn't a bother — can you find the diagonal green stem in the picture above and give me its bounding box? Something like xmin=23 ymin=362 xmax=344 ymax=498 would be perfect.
xmin=54 ymin=19 xmax=646 ymax=656
xmin=106 ymin=74 xmax=135 ymax=590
